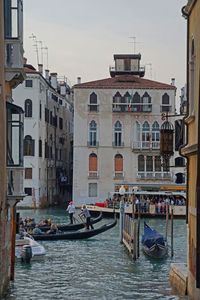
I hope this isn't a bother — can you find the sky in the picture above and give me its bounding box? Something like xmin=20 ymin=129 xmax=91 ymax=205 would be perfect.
xmin=23 ymin=0 xmax=187 ymax=101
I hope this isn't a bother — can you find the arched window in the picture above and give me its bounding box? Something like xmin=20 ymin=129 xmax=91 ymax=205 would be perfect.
xmin=142 ymin=121 xmax=150 ymax=147
xmin=175 ymin=173 xmax=185 ymax=184
xmin=24 ymin=135 xmax=35 ymax=156
xmin=114 ymin=121 xmax=122 ymax=146
xmin=114 ymin=154 xmax=123 ymax=172
xmin=175 ymin=157 xmax=185 ymax=167
xmin=89 ymin=120 xmax=97 ymax=147
xmin=89 ymin=92 xmax=98 ymax=112
xmin=152 ymin=121 xmax=160 ymax=148
xmin=132 ymin=92 xmax=140 ymax=112
xmin=136 ymin=121 xmax=141 ymax=142
xmin=161 ymin=93 xmax=170 ymax=112
xmin=124 ymin=91 xmax=131 ymax=112
xmin=113 ymin=92 xmax=122 ymax=112
xmin=141 ymin=92 xmax=151 ymax=112
xmin=89 ymin=153 xmax=97 ymax=172
xmin=146 ymin=156 xmax=153 ymax=172
xmin=25 ymin=99 xmax=32 ymax=117
xmin=138 ymin=155 xmax=144 ymax=171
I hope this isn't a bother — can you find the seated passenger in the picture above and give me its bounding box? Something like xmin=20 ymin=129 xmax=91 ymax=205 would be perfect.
xmin=32 ymin=225 xmax=43 ymax=235
xmin=46 ymin=223 xmax=58 ymax=234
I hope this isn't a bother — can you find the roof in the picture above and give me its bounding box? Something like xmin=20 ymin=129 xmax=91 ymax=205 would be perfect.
xmin=73 ymin=75 xmax=176 ymax=90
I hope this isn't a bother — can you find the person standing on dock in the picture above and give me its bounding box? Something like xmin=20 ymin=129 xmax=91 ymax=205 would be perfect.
xmin=79 ymin=205 xmax=94 ymax=230
xmin=66 ymin=201 xmax=76 ymax=224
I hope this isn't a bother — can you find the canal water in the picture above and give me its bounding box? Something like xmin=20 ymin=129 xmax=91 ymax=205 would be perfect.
xmin=4 ymin=208 xmax=188 ymax=300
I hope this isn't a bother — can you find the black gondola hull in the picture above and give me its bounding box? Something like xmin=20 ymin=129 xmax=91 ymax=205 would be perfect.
xmin=32 ymin=219 xmax=117 ymax=241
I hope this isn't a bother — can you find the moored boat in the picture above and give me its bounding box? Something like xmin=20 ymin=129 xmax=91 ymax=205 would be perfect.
xmin=15 ymin=234 xmax=46 ymax=261
xmin=141 ymin=222 xmax=168 ymax=259
xmin=31 ymin=218 xmax=117 ymax=241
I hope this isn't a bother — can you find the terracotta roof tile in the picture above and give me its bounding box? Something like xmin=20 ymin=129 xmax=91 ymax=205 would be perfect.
xmin=73 ymin=75 xmax=176 ymax=90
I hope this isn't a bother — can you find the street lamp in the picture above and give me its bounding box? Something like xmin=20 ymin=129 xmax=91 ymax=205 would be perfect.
xmin=119 ymin=185 xmax=125 ymax=243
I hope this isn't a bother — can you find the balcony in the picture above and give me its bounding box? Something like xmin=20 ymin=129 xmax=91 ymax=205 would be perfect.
xmin=87 ymin=141 xmax=99 ymax=148
xmin=88 ymin=171 xmax=99 ymax=179
xmin=160 ymin=105 xmax=172 ymax=113
xmin=113 ymin=171 xmax=124 ymax=180
xmin=88 ymin=104 xmax=99 ymax=113
xmin=112 ymin=141 xmax=124 ymax=148
xmin=137 ymin=171 xmax=173 ymax=180
xmin=112 ymin=103 xmax=152 ymax=113
xmin=132 ymin=141 xmax=160 ymax=151
xmin=5 ymin=39 xmax=25 ymax=87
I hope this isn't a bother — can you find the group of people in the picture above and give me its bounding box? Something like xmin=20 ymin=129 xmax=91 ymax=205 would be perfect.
xmin=66 ymin=201 xmax=94 ymax=230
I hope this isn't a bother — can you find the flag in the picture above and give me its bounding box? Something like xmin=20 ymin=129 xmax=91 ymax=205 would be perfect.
xmin=128 ymin=92 xmax=133 ymax=112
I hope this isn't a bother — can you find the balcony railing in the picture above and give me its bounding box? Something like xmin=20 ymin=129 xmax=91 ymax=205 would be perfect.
xmin=88 ymin=171 xmax=99 ymax=179
xmin=88 ymin=104 xmax=99 ymax=113
xmin=112 ymin=103 xmax=152 ymax=113
xmin=112 ymin=141 xmax=124 ymax=147
xmin=87 ymin=141 xmax=99 ymax=148
xmin=113 ymin=171 xmax=125 ymax=180
xmin=132 ymin=141 xmax=160 ymax=150
xmin=160 ymin=105 xmax=172 ymax=113
xmin=5 ymin=39 xmax=24 ymax=69
xmin=7 ymin=167 xmax=24 ymax=196
xmin=137 ymin=171 xmax=173 ymax=180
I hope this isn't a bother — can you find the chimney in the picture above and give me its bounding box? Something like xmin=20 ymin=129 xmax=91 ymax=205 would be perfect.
xmin=77 ymin=77 xmax=81 ymax=84
xmin=50 ymin=73 xmax=58 ymax=90
xmin=171 ymin=78 xmax=175 ymax=86
xmin=38 ymin=64 xmax=43 ymax=75
xmin=60 ymin=84 xmax=66 ymax=96
xmin=45 ymin=69 xmax=49 ymax=81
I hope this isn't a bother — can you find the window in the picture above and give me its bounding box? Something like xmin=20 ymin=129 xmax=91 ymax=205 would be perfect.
xmin=124 ymin=58 xmax=131 ymax=71
xmin=25 ymin=168 xmax=32 ymax=179
xmin=59 ymin=117 xmax=63 ymax=129
xmin=138 ymin=155 xmax=144 ymax=171
xmin=45 ymin=108 xmax=49 ymax=123
xmin=132 ymin=92 xmax=141 ymax=112
xmin=114 ymin=121 xmax=122 ymax=146
xmin=146 ymin=156 xmax=153 ymax=172
xmin=25 ymin=80 xmax=33 ymax=88
xmin=39 ymin=139 xmax=42 ymax=157
xmin=124 ymin=91 xmax=131 ymax=112
xmin=88 ymin=183 xmax=97 ymax=197
xmin=152 ymin=121 xmax=160 ymax=148
xmin=113 ymin=92 xmax=122 ymax=112
xmin=89 ymin=153 xmax=97 ymax=172
xmin=39 ymin=103 xmax=42 ymax=119
xmin=89 ymin=93 xmax=98 ymax=112
xmin=4 ymin=0 xmax=19 ymax=38
xmin=155 ymin=156 xmax=161 ymax=171
xmin=142 ymin=92 xmax=151 ymax=112
xmin=89 ymin=120 xmax=97 ymax=147
xmin=175 ymin=157 xmax=185 ymax=167
xmin=24 ymin=188 xmax=32 ymax=196
xmin=24 ymin=135 xmax=35 ymax=156
xmin=142 ymin=121 xmax=150 ymax=147
xmin=24 ymin=99 xmax=32 ymax=117
xmin=161 ymin=93 xmax=170 ymax=112
xmin=45 ymin=142 xmax=49 ymax=158
xmin=114 ymin=154 xmax=123 ymax=172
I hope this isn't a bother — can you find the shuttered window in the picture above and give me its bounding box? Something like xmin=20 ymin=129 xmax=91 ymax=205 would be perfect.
xmin=115 ymin=154 xmax=123 ymax=171
xmin=89 ymin=153 xmax=97 ymax=171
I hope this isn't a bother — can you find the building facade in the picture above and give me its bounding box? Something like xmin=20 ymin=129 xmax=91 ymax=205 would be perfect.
xmin=13 ymin=64 xmax=73 ymax=208
xmin=73 ymin=54 xmax=186 ymax=205
xmin=0 ymin=0 xmax=25 ymax=296
xmin=181 ymin=1 xmax=200 ymax=298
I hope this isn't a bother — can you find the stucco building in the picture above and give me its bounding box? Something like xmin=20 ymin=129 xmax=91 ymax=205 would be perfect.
xmin=181 ymin=1 xmax=200 ymax=298
xmin=13 ymin=64 xmax=73 ymax=208
xmin=73 ymin=54 xmax=186 ymax=205
xmin=0 ymin=0 xmax=25 ymax=296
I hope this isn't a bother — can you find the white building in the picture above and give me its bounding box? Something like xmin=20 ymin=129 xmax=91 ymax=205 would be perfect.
xmin=13 ymin=63 xmax=73 ymax=208
xmin=73 ymin=54 xmax=186 ymax=205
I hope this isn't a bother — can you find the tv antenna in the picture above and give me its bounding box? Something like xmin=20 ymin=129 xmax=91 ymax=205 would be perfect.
xmin=29 ymin=33 xmax=39 ymax=65
xmin=42 ymin=46 xmax=49 ymax=70
xmin=128 ymin=36 xmax=142 ymax=54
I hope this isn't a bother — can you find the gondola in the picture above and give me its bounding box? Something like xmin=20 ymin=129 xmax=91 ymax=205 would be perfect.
xmin=37 ymin=212 xmax=103 ymax=232
xmin=31 ymin=218 xmax=117 ymax=241
xmin=141 ymin=222 xmax=168 ymax=259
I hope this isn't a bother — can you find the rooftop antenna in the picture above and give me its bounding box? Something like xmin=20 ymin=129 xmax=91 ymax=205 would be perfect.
xmin=29 ymin=33 xmax=39 ymax=65
xmin=129 ymin=36 xmax=142 ymax=54
xmin=42 ymin=46 xmax=49 ymax=69
xmin=37 ymin=40 xmax=43 ymax=65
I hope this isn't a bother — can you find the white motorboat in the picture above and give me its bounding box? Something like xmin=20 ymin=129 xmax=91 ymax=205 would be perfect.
xmin=15 ymin=234 xmax=46 ymax=262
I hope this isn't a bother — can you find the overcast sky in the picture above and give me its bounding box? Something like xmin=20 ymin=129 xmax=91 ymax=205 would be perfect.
xmin=24 ymin=0 xmax=187 ymax=99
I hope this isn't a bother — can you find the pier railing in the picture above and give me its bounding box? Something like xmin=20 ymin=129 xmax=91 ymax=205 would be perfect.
xmin=122 ymin=214 xmax=139 ymax=260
